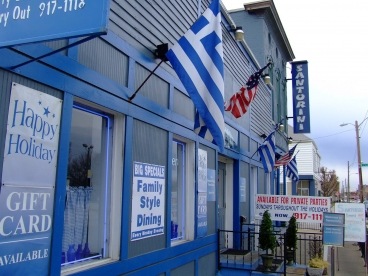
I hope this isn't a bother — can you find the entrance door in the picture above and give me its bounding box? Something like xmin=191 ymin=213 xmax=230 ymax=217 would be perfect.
xmin=218 ymin=162 xmax=226 ymax=231
xmin=218 ymin=158 xmax=234 ymax=249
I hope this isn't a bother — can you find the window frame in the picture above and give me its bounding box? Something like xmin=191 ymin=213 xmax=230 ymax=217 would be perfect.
xmin=170 ymin=136 xmax=195 ymax=245
xmin=61 ymin=102 xmax=123 ymax=275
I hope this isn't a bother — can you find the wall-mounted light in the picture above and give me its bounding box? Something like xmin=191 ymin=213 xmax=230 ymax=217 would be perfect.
xmin=263 ymin=74 xmax=271 ymax=85
xmin=277 ymin=123 xmax=285 ymax=132
xmin=233 ymin=26 xmax=244 ymax=41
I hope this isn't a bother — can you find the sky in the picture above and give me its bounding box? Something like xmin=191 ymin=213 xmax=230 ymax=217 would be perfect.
xmin=222 ymin=0 xmax=368 ymax=193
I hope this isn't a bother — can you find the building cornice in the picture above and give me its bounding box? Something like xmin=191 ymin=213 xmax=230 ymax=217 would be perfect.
xmin=243 ymin=0 xmax=295 ymax=61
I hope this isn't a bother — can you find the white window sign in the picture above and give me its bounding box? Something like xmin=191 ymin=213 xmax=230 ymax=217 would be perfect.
xmin=2 ymin=83 xmax=62 ymax=187
xmin=131 ymin=162 xmax=165 ymax=241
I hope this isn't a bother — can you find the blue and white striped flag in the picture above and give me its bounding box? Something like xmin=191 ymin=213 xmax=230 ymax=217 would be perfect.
xmin=286 ymin=156 xmax=299 ymax=181
xmin=166 ymin=0 xmax=224 ymax=150
xmin=194 ymin=110 xmax=215 ymax=143
xmin=258 ymin=132 xmax=276 ymax=173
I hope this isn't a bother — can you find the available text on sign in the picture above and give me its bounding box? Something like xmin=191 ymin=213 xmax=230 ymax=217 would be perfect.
xmin=255 ymin=195 xmax=331 ymax=222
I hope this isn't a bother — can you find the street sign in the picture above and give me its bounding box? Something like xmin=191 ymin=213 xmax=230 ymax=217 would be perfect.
xmin=361 ymin=163 xmax=368 ymax=167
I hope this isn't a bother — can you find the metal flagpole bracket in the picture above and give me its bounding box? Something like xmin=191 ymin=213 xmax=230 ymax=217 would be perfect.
xmin=129 ymin=43 xmax=168 ymax=101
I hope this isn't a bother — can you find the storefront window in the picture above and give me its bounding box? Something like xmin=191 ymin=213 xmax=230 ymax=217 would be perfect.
xmin=171 ymin=140 xmax=185 ymax=241
xmin=171 ymin=137 xmax=195 ymax=244
xmin=297 ymin=180 xmax=309 ymax=196
xmin=61 ymin=105 xmax=114 ymax=269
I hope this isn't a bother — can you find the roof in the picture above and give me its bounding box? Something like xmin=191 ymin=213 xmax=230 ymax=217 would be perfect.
xmin=242 ymin=0 xmax=295 ymax=61
xmin=288 ymin=125 xmax=319 ymax=150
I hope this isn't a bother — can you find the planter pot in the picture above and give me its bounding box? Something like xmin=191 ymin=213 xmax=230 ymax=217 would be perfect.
xmin=261 ymin=254 xmax=274 ymax=271
xmin=285 ymin=249 xmax=295 ymax=265
xmin=307 ymin=267 xmax=324 ymax=276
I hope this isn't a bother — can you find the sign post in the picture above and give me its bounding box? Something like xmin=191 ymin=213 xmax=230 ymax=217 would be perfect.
xmin=323 ymin=212 xmax=345 ymax=276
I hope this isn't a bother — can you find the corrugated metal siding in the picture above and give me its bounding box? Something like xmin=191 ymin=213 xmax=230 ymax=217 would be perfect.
xmin=198 ymin=252 xmax=217 ymax=276
xmin=135 ymin=63 xmax=169 ymax=107
xmin=171 ymin=261 xmax=195 ymax=276
xmin=173 ymin=88 xmax=195 ymax=121
xmin=109 ymin=0 xmax=198 ymax=60
xmin=43 ymin=39 xmax=68 ymax=55
xmin=78 ymin=38 xmax=129 ymax=87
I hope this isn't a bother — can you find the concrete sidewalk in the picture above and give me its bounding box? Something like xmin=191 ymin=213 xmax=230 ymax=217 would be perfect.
xmin=332 ymin=241 xmax=367 ymax=276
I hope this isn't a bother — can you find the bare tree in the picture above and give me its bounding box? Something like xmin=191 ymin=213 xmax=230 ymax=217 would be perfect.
xmin=319 ymin=167 xmax=339 ymax=197
xmin=68 ymin=152 xmax=89 ymax=187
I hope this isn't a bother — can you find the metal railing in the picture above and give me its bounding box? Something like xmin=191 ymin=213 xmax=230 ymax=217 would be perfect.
xmin=218 ymin=225 xmax=323 ymax=275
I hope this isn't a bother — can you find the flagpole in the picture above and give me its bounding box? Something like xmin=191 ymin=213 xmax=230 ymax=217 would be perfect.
xmin=129 ymin=59 xmax=165 ymax=101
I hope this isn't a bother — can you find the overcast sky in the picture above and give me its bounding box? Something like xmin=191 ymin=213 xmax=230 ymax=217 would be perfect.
xmin=222 ymin=0 xmax=368 ymax=193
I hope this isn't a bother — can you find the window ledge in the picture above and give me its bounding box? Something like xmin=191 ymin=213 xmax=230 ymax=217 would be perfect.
xmin=61 ymin=258 xmax=116 ymax=275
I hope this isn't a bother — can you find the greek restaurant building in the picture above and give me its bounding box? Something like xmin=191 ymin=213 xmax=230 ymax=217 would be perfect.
xmin=0 ymin=0 xmax=292 ymax=275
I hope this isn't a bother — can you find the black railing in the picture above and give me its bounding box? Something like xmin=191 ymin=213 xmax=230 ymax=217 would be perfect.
xmin=218 ymin=226 xmax=322 ymax=275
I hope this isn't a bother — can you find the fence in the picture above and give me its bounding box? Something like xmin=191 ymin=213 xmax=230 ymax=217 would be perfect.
xmin=218 ymin=225 xmax=323 ymax=275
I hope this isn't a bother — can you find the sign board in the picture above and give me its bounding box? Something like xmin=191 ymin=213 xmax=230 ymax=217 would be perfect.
xmin=0 ymin=83 xmax=61 ymax=275
xmin=207 ymin=169 xmax=216 ymax=202
xmin=197 ymin=149 xmax=208 ymax=237
xmin=255 ymin=194 xmax=331 ymax=222
xmin=361 ymin=163 xmax=368 ymax=167
xmin=335 ymin=203 xmax=366 ymax=242
xmin=2 ymin=83 xmax=62 ymax=186
xmin=291 ymin=60 xmax=311 ymax=133
xmin=0 ymin=1 xmax=110 ymax=47
xmin=131 ymin=162 xmax=165 ymax=241
xmin=322 ymin=212 xmax=344 ymax=247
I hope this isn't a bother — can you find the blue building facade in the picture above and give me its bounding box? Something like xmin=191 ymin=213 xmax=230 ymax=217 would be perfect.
xmin=0 ymin=1 xmax=293 ymax=275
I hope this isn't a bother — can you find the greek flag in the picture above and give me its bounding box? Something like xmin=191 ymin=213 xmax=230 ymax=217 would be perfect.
xmin=166 ymin=0 xmax=224 ymax=149
xmin=286 ymin=156 xmax=299 ymax=181
xmin=194 ymin=110 xmax=215 ymax=144
xmin=258 ymin=132 xmax=276 ymax=173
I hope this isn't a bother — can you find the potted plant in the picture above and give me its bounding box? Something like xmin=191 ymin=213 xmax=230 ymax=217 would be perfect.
xmin=284 ymin=216 xmax=297 ymax=265
xmin=259 ymin=210 xmax=277 ymax=271
xmin=308 ymin=238 xmax=328 ymax=275
xmin=308 ymin=257 xmax=328 ymax=276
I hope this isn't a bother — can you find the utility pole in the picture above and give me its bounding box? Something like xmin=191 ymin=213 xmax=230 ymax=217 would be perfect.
xmin=347 ymin=161 xmax=350 ymax=203
xmin=355 ymin=120 xmax=364 ymax=203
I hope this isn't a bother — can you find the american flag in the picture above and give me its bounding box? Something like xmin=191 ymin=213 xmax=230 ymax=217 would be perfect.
xmin=275 ymin=145 xmax=297 ymax=167
xmin=286 ymin=156 xmax=299 ymax=181
xmin=224 ymin=63 xmax=271 ymax=118
xmin=258 ymin=132 xmax=276 ymax=173
xmin=166 ymin=0 xmax=224 ymax=149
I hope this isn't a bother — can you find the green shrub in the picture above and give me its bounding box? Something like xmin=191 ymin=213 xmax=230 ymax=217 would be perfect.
xmin=259 ymin=210 xmax=276 ymax=254
xmin=285 ymin=216 xmax=297 ymax=250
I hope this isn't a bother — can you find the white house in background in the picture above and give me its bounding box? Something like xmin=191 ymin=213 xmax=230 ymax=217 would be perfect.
xmin=282 ymin=125 xmax=322 ymax=196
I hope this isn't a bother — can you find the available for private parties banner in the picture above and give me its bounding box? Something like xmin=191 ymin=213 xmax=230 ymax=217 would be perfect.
xmin=131 ymin=162 xmax=165 ymax=241
xmin=0 ymin=83 xmax=60 ymax=275
xmin=255 ymin=194 xmax=331 ymax=222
